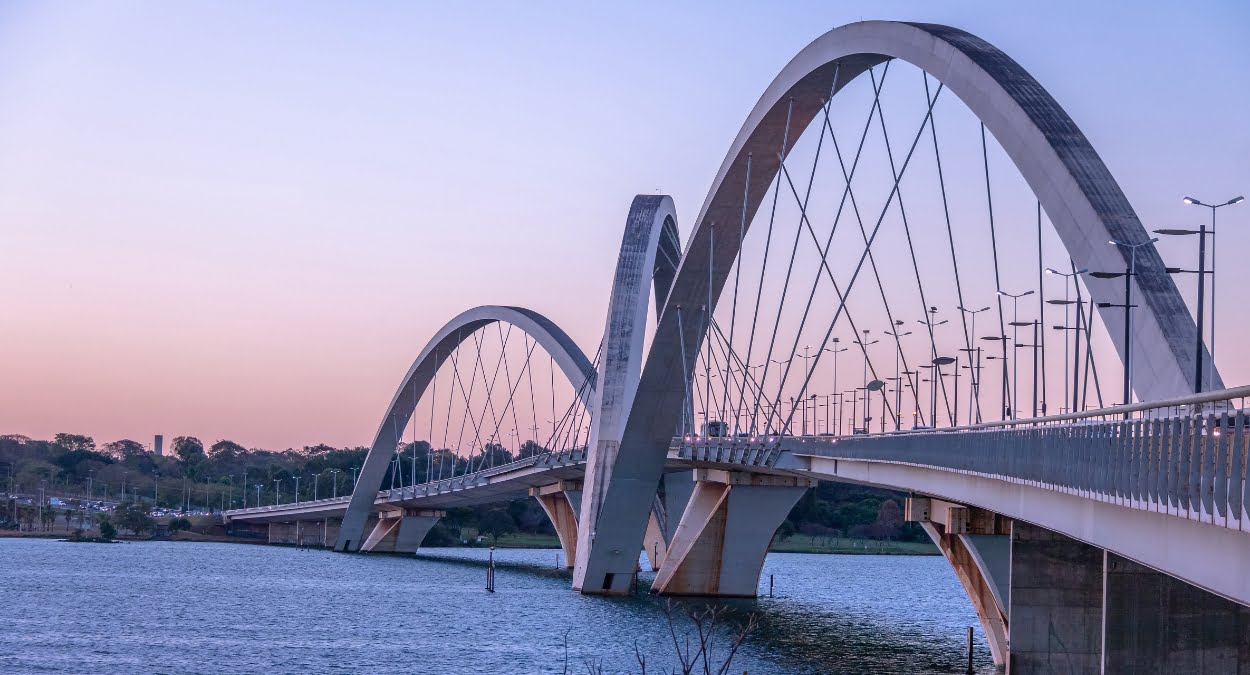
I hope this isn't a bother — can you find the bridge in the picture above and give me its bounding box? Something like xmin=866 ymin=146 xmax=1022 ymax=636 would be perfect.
xmin=223 ymin=21 xmax=1249 ymax=672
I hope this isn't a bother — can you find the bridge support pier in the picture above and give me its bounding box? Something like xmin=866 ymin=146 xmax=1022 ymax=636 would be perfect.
xmin=531 ymin=482 xmax=581 ymax=568
xmin=908 ymin=497 xmax=1011 ymax=668
xmin=1008 ymin=520 xmax=1104 ymax=672
xmin=359 ymin=509 xmax=443 ymax=554
xmin=1103 ymin=552 xmax=1250 ymax=673
xmin=652 ymin=470 xmax=812 ymax=597
xmin=646 ymin=471 xmax=695 ymax=571
xmin=268 ymin=522 xmax=298 ymax=545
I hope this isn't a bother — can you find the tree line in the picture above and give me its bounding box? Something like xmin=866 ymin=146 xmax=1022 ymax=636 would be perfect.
xmin=1 ymin=433 xmax=924 ymax=545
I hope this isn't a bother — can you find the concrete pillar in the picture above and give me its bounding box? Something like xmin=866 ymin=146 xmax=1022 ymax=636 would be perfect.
xmin=652 ymin=470 xmax=812 ymax=597
xmin=268 ymin=521 xmax=298 ymax=545
xmin=1103 ymin=552 xmax=1250 ymax=673
xmin=910 ymin=497 xmax=1011 ymax=668
xmin=323 ymin=518 xmax=340 ymax=549
xmin=531 ymin=482 xmax=581 ymax=568
xmin=359 ymin=509 xmax=443 ymax=553
xmin=1008 ymin=521 xmax=1103 ymax=674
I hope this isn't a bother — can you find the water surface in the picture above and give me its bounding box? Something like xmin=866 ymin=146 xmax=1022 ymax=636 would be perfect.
xmin=0 ymin=539 xmax=996 ymax=673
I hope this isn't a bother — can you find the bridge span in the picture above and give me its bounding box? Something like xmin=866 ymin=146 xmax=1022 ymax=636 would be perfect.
xmin=225 ymin=19 xmax=1248 ymax=672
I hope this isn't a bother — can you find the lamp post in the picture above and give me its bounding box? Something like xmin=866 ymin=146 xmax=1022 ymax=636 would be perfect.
xmin=1045 ymin=267 xmax=1088 ymax=412
xmin=254 ymin=484 xmax=262 ymax=508
xmin=883 ymin=323 xmax=912 ymax=430
xmin=957 ymin=306 xmax=991 ymax=422
xmin=312 ymin=472 xmax=320 ymax=502
xmin=823 ymin=339 xmax=848 ymax=435
xmin=293 ymin=475 xmax=301 ymax=506
xmin=932 ymin=357 xmax=957 ymax=427
xmin=1183 ymin=195 xmax=1244 ymax=391
xmin=1103 ymin=237 xmax=1159 ymax=404
xmin=853 ymin=331 xmax=880 ymax=432
xmin=273 ymin=479 xmax=281 ymax=506
xmin=917 ymin=308 xmax=949 ymax=426
xmin=997 ymin=289 xmax=1035 ymax=420
xmin=329 ymin=469 xmax=340 ymax=498
xmin=1155 ymin=224 xmax=1218 ymax=393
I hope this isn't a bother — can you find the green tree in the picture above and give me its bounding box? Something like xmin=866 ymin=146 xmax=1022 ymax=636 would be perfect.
xmin=871 ymin=499 xmax=903 ymax=540
xmin=168 ymin=516 xmax=192 ymax=532
xmin=54 ymin=433 xmax=95 ymax=453
xmin=172 ymin=436 xmax=205 ymax=464
xmin=97 ymin=514 xmax=117 ymax=540
xmin=478 ymin=509 xmax=516 ymax=544
xmin=114 ymin=500 xmax=154 ymax=535
xmin=208 ymin=440 xmax=247 ymax=460
xmin=103 ymin=439 xmax=147 ymax=460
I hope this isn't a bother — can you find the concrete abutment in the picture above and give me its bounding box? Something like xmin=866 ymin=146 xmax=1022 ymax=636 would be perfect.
xmin=651 ymin=470 xmax=812 ymax=597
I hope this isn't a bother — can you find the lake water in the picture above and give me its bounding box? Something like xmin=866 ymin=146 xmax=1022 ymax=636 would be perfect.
xmin=0 ymin=539 xmax=996 ymax=673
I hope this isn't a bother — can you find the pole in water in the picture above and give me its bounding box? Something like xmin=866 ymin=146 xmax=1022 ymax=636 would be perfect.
xmin=965 ymin=626 xmax=974 ymax=674
xmin=486 ymin=546 xmax=496 ymax=592
xmin=769 ymin=574 xmax=774 ymax=598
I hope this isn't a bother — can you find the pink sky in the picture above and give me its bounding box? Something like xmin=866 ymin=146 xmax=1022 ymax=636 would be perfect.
xmin=0 ymin=2 xmax=1246 ymax=450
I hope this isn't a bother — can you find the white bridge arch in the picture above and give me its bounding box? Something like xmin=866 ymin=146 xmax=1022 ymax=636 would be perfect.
xmin=334 ymin=305 xmax=595 ymax=551
xmin=573 ymin=19 xmax=1221 ymax=593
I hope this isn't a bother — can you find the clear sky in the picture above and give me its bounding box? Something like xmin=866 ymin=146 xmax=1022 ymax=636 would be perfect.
xmin=0 ymin=1 xmax=1246 ymax=450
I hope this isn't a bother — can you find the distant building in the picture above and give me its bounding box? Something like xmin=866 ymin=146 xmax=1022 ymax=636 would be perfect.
xmin=154 ymin=434 xmax=164 ymax=456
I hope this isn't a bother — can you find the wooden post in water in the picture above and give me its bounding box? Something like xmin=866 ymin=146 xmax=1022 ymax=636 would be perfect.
xmin=486 ymin=546 xmax=496 ymax=592
xmin=965 ymin=626 xmax=974 ymax=674
xmin=769 ymin=574 xmax=774 ymax=597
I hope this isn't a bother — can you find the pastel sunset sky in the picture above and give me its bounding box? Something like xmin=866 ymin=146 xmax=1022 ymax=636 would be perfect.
xmin=1 ymin=1 xmax=1246 ymax=450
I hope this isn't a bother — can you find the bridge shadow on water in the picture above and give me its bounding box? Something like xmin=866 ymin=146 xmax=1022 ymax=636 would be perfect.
xmin=410 ymin=548 xmax=997 ymax=674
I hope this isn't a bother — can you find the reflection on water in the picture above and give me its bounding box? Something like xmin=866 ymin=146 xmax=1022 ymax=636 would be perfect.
xmin=0 ymin=539 xmax=995 ymax=673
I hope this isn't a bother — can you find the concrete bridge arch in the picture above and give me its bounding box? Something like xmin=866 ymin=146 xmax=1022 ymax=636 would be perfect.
xmin=334 ymin=305 xmax=595 ymax=552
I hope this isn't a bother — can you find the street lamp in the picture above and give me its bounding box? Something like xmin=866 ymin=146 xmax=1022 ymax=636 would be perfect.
xmin=329 ymin=468 xmax=341 ymax=499
xmin=273 ymin=479 xmax=281 ymax=506
xmin=883 ymin=323 xmax=912 ymax=430
xmin=1155 ymin=225 xmax=1217 ymax=393
xmin=997 ymin=289 xmax=1035 ymax=420
xmin=1183 ymin=195 xmax=1244 ymax=390
xmin=823 ymin=339 xmax=849 ymax=435
xmin=1104 ymin=237 xmax=1159 ymax=404
xmin=957 ymin=306 xmax=991 ymax=423
xmin=853 ymin=330 xmax=880 ymax=431
xmin=917 ymin=308 xmax=949 ymax=425
xmin=1045 ymin=267 xmax=1088 ymax=412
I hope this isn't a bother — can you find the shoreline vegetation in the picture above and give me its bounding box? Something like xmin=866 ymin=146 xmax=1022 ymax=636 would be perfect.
xmin=4 ymin=432 xmax=937 ymax=554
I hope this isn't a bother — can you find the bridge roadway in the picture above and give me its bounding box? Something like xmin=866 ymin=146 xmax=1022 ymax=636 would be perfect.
xmin=225 ymin=399 xmax=1250 ymax=609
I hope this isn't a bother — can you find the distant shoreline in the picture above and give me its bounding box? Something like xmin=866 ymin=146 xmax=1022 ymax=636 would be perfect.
xmin=2 ymin=530 xmax=938 ymax=555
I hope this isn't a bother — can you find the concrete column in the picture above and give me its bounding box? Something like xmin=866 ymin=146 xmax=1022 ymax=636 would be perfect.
xmin=1103 ymin=552 xmax=1250 ymax=673
xmin=909 ymin=497 xmax=1011 ymax=668
xmin=1008 ymin=521 xmax=1103 ymax=674
xmin=268 ymin=521 xmax=298 ymax=545
xmin=652 ymin=470 xmax=812 ymax=597
xmin=323 ymin=518 xmax=340 ymax=549
xmin=359 ymin=509 xmax=443 ymax=553
xmin=531 ymin=482 xmax=581 ymax=568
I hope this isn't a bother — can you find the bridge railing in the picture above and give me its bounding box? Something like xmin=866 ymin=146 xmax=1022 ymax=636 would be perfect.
xmin=826 ymin=386 xmax=1250 ymax=531
xmin=228 ymin=446 xmax=591 ymax=517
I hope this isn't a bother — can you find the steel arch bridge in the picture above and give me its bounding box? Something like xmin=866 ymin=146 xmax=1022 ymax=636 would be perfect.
xmin=224 ymin=21 xmax=1249 ymax=672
